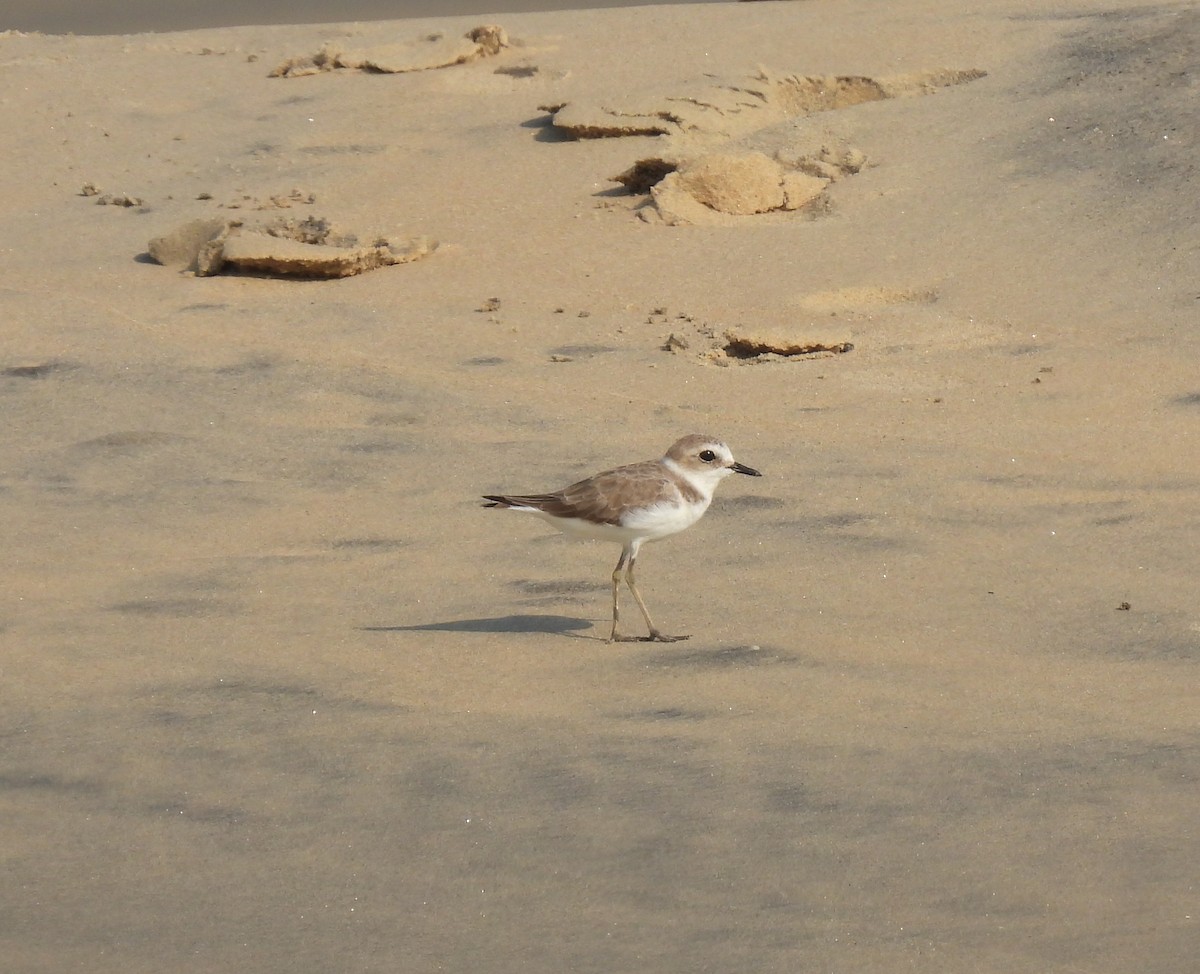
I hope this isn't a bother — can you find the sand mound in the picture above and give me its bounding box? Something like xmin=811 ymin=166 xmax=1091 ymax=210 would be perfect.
xmin=613 ymin=142 xmax=866 ymax=224
xmin=647 ymin=151 xmax=830 ymax=224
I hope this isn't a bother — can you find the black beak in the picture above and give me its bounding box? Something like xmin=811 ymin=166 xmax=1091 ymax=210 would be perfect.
xmin=731 ymin=461 xmax=762 ymax=477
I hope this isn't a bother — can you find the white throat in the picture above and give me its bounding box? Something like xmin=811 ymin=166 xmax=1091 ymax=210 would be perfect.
xmin=662 ymin=456 xmax=724 ymax=502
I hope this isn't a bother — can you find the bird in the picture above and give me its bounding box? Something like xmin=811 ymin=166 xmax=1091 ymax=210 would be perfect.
xmin=483 ymin=434 xmax=762 ymax=642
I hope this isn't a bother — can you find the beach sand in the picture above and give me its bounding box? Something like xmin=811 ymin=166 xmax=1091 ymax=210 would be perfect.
xmin=2 ymin=0 xmax=725 ymax=36
xmin=1 ymin=1 xmax=1197 ymax=971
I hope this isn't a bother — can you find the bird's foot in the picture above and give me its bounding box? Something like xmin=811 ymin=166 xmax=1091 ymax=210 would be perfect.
xmin=608 ymin=631 xmax=691 ymax=643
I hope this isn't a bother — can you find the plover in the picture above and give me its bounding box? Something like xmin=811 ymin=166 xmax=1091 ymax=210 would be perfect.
xmin=483 ymin=434 xmax=762 ymax=642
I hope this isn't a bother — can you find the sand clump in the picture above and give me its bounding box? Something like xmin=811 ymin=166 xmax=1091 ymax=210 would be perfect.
xmin=648 ymin=152 xmax=829 ymax=223
xmin=79 ymin=182 xmax=144 ymax=207
xmin=147 ymin=217 xmax=437 ymax=278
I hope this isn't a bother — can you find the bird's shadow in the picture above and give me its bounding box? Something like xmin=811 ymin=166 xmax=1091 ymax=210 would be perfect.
xmin=360 ymin=614 xmax=596 ymax=637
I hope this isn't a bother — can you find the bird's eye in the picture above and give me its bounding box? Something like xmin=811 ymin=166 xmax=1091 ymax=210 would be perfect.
xmin=699 ymin=449 xmax=717 ymax=462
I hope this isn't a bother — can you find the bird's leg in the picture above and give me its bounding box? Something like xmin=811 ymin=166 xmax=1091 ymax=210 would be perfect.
xmin=625 ymin=550 xmax=690 ymax=643
xmin=607 ymin=549 xmax=628 ymax=643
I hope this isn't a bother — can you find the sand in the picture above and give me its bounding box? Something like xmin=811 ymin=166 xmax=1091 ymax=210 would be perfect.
xmin=1 ymin=1 xmax=1198 ymax=971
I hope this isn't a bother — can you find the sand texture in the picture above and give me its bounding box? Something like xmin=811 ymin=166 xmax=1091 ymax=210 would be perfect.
xmin=1 ymin=1 xmax=1198 ymax=971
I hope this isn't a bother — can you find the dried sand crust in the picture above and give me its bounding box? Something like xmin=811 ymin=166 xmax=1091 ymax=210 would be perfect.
xmin=545 ymin=67 xmax=986 ymax=141
xmin=217 ymin=232 xmax=436 ymax=279
xmin=270 ymin=25 xmax=508 ymax=77
xmin=147 ymin=218 xmax=437 ymax=278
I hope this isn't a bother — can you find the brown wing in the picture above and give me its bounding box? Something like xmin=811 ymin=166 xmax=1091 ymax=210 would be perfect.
xmin=486 ymin=460 xmax=677 ymax=524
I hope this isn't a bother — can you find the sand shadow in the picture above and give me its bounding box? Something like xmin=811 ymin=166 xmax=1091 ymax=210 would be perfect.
xmin=360 ymin=614 xmax=593 ymax=636
xmin=521 ymin=113 xmax=575 ymax=144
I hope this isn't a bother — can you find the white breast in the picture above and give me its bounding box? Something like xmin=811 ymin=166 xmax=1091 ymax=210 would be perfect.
xmin=620 ymin=493 xmax=712 ymax=541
